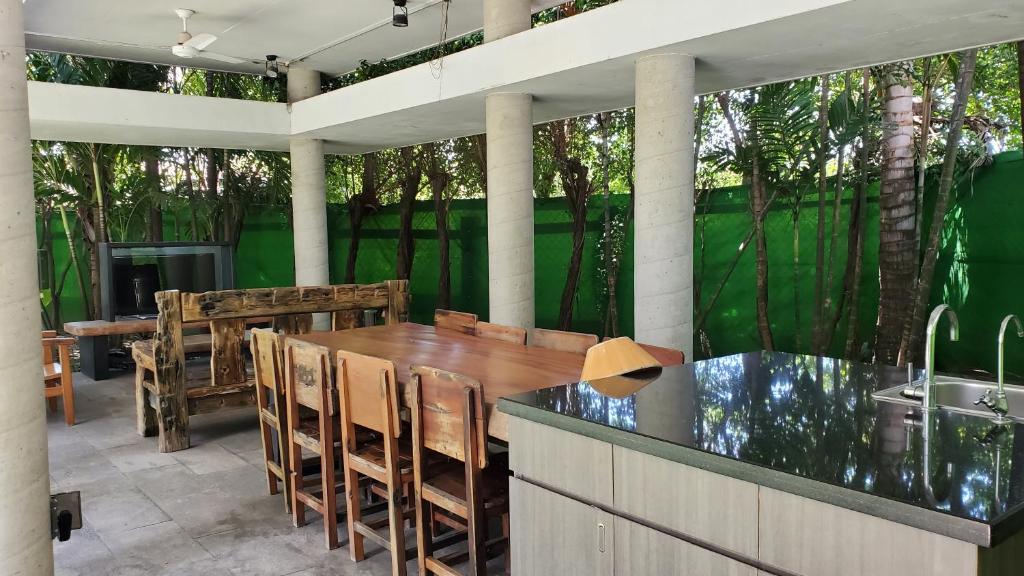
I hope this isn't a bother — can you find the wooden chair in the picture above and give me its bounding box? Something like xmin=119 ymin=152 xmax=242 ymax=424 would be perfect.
xmin=337 ymin=350 xmax=414 ymax=575
xmin=42 ymin=331 xmax=76 ymax=426
xmin=434 ymin=309 xmax=478 ymax=335
xmin=134 ymin=281 xmax=410 ymax=452
xmin=475 ymin=322 xmax=527 ymax=345
xmin=410 ymin=366 xmax=510 ymax=575
xmin=251 ymin=328 xmax=291 ymax=513
xmin=532 ymin=328 xmax=599 ymax=355
xmin=284 ymin=338 xmax=341 ymax=550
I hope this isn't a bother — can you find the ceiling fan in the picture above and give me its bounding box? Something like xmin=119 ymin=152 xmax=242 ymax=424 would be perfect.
xmin=170 ymin=8 xmax=245 ymax=64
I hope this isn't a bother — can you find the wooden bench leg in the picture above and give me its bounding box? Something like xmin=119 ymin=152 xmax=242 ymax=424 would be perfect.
xmin=135 ymin=368 xmax=157 ymax=436
xmin=155 ymin=393 xmax=189 ymax=453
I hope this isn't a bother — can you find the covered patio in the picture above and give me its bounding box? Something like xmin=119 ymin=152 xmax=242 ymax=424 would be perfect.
xmin=5 ymin=0 xmax=1024 ymax=575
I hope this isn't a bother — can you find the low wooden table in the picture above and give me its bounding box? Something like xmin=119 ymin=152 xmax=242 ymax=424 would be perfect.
xmin=65 ymin=317 xmax=271 ymax=381
xmin=289 ymin=323 xmax=588 ymax=442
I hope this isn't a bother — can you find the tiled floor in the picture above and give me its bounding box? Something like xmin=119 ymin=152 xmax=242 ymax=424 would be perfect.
xmin=50 ymin=370 xmax=500 ymax=575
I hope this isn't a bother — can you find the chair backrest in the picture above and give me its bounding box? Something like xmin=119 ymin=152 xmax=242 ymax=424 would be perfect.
xmin=251 ymin=328 xmax=283 ymax=394
xmin=337 ymin=351 xmax=401 ymax=439
xmin=41 ymin=330 xmax=57 ymax=364
xmin=600 ymin=336 xmax=686 ymax=366
xmin=475 ymin=321 xmax=527 ymax=345
xmin=285 ymin=339 xmax=334 ymax=414
xmin=410 ymin=366 xmax=487 ymax=469
xmin=532 ymin=328 xmax=599 ymax=355
xmin=434 ymin=309 xmax=478 ymax=335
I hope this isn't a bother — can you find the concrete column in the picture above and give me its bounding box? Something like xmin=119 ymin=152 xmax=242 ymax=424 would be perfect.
xmin=483 ymin=0 xmax=531 ymax=42
xmin=484 ymin=0 xmax=534 ymax=328
xmin=634 ymin=53 xmax=696 ymax=358
xmin=485 ymin=93 xmax=534 ymax=328
xmin=0 ymin=0 xmax=55 ymax=573
xmin=287 ymin=67 xmax=330 ymax=330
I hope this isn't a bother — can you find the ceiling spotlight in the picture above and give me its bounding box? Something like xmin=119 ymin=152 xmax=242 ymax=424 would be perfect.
xmin=393 ymin=0 xmax=409 ymax=27
xmin=265 ymin=55 xmax=279 ymax=78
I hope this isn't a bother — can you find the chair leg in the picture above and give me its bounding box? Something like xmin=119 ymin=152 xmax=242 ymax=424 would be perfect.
xmin=414 ymin=492 xmax=432 ymax=576
xmin=386 ymin=475 xmax=408 ymax=576
xmin=344 ymin=461 xmax=364 ymax=561
xmin=135 ymin=369 xmax=156 ymax=436
xmin=290 ymin=445 xmax=305 ymax=528
xmin=322 ymin=449 xmax=339 ymax=550
xmin=61 ymin=371 xmax=75 ymax=427
xmin=47 ymin=396 xmax=58 ymax=413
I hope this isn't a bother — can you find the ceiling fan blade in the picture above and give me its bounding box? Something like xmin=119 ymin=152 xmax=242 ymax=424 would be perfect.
xmin=184 ymin=32 xmax=218 ymax=51
xmin=199 ymin=51 xmax=248 ymax=65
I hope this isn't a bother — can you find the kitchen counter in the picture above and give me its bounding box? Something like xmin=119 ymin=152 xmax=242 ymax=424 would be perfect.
xmin=499 ymin=351 xmax=1024 ymax=550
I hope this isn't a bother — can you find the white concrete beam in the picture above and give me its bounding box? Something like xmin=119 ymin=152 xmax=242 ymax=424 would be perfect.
xmin=291 ymin=0 xmax=1024 ymax=154
xmin=28 ymin=81 xmax=291 ymax=151
xmin=0 ymin=0 xmax=54 ymax=573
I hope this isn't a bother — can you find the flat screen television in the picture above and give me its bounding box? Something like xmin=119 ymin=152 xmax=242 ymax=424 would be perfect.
xmin=99 ymin=242 xmax=234 ymax=321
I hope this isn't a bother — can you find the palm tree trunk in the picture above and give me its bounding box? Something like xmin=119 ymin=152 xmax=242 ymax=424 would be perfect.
xmin=874 ymin=63 xmax=916 ymax=366
xmin=60 ymin=206 xmax=91 ymax=320
xmin=793 ymin=200 xmax=802 ymax=351
xmin=145 ymin=155 xmax=163 ymax=241
xmin=752 ymin=147 xmax=774 ymax=351
xmin=845 ymin=69 xmax=872 ymax=360
xmin=902 ymin=49 xmax=979 ymax=364
xmin=1018 ymin=42 xmax=1024 ymax=162
xmin=90 ymin=144 xmax=107 ymax=244
xmin=813 ymin=75 xmax=830 ymax=353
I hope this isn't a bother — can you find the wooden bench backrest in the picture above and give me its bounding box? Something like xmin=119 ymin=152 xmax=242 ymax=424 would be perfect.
xmin=285 ymin=339 xmax=334 ymax=414
xmin=152 ymin=281 xmax=409 ymax=391
xmin=475 ymin=321 xmax=527 ymax=345
xmin=532 ymin=328 xmax=599 ymax=355
xmin=409 ymin=366 xmax=487 ymax=469
xmin=337 ymin=351 xmax=401 ymax=439
xmin=434 ymin=309 xmax=477 ymax=335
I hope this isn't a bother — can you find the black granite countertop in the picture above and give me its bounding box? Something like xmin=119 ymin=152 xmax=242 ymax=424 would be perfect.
xmin=498 ymin=351 xmax=1024 ymax=547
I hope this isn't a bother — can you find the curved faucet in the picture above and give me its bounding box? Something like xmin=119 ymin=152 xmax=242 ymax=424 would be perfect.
xmin=924 ymin=305 xmax=959 ymax=410
xmin=976 ymin=314 xmax=1023 ymax=421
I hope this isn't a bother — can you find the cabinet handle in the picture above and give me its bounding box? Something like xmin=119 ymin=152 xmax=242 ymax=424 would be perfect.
xmin=597 ymin=522 xmax=606 ymax=553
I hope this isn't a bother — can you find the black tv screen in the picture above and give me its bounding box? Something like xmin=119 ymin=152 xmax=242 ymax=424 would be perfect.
xmin=100 ymin=243 xmax=233 ymax=320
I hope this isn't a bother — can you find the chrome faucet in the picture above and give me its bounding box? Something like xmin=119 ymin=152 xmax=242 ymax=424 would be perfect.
xmin=924 ymin=305 xmax=959 ymax=410
xmin=975 ymin=314 xmax=1022 ymax=421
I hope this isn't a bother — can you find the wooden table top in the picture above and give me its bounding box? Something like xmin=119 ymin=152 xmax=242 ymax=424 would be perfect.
xmin=289 ymin=323 xmax=587 ymax=442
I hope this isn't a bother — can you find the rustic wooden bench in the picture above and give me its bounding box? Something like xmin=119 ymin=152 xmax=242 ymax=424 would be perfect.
xmin=133 ymin=281 xmax=410 ymax=452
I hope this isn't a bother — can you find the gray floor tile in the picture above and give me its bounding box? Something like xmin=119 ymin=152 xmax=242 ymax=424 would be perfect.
xmin=100 ymin=521 xmax=213 ymax=571
xmin=172 ymin=442 xmax=249 ymax=475
xmin=82 ymin=486 xmax=170 ymax=534
xmin=103 ymin=443 xmax=179 ymax=475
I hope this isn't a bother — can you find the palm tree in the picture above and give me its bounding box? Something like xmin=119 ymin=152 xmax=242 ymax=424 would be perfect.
xmin=874 ymin=63 xmax=917 ymax=366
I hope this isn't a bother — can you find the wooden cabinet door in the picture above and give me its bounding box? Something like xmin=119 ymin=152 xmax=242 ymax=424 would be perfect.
xmin=510 ymin=477 xmax=614 ymax=576
xmin=614 ymin=516 xmax=758 ymax=576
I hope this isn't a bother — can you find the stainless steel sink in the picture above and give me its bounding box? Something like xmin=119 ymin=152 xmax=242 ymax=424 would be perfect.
xmin=873 ymin=376 xmax=1024 ymax=422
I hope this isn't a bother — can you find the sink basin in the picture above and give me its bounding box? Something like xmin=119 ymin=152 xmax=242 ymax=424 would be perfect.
xmin=872 ymin=376 xmax=1024 ymax=422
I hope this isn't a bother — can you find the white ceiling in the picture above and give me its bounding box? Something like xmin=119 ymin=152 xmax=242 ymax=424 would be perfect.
xmin=23 ymin=0 xmax=563 ymax=76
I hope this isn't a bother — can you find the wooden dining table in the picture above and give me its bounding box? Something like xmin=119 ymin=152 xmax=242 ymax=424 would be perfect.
xmin=287 ymin=322 xmax=587 ymax=442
